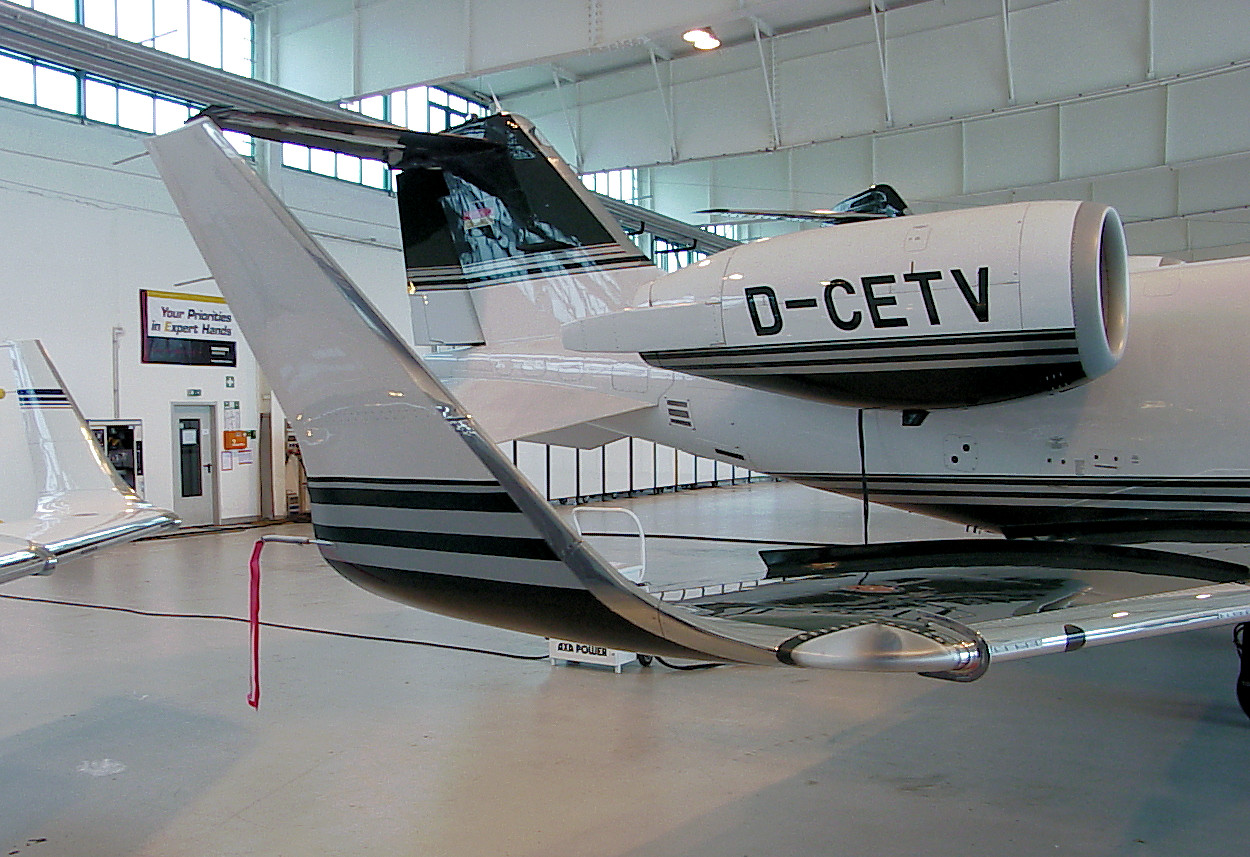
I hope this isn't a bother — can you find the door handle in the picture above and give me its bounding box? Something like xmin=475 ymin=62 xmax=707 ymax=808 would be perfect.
xmin=204 ymin=463 xmax=213 ymax=473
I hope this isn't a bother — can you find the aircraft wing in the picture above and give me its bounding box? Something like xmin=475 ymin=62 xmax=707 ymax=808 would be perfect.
xmin=0 ymin=341 xmax=179 ymax=584
xmin=662 ymin=540 xmax=1250 ymax=674
xmin=146 ymin=117 xmax=1250 ymax=683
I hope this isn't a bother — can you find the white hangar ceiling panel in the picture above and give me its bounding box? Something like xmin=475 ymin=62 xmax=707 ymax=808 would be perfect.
xmin=1176 ymin=155 xmax=1250 ymax=217
xmin=274 ymin=13 xmax=354 ymax=99
xmin=1166 ymin=68 xmax=1250 ymax=163
xmin=887 ymin=16 xmax=1008 ymax=127
xmin=466 ymin=0 xmax=593 ymax=75
xmin=963 ymin=108 xmax=1059 ymax=194
xmin=778 ymin=40 xmax=883 ymax=145
xmin=579 ymin=90 xmax=677 ymax=171
xmin=1152 ymin=0 xmax=1250 ymax=77
xmin=1059 ymin=88 xmax=1166 ymax=179
xmin=872 ymin=124 xmax=963 ymax=201
xmin=671 ymin=66 xmax=776 ymax=162
xmin=650 ymin=161 xmax=715 ymax=221
xmin=706 ymin=150 xmax=792 ymax=210
xmin=358 ymin=0 xmax=468 ymax=95
xmin=595 ymin=0 xmax=754 ymax=42
xmin=1009 ymin=0 xmax=1149 ymax=105
xmin=789 ymin=137 xmax=875 ymax=208
xmin=1092 ymin=169 xmax=1178 ymax=222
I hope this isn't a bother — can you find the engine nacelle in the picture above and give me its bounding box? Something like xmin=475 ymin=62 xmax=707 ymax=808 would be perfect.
xmin=564 ymin=200 xmax=1128 ymax=409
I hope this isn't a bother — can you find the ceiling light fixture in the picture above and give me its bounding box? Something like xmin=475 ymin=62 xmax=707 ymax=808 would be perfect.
xmin=682 ymin=27 xmax=721 ymax=50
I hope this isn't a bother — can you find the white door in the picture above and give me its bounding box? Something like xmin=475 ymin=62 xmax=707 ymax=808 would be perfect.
xmin=172 ymin=404 xmax=217 ymax=526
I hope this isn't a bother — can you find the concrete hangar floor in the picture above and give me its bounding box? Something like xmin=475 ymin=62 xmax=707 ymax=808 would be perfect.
xmin=0 ymin=480 xmax=1245 ymax=857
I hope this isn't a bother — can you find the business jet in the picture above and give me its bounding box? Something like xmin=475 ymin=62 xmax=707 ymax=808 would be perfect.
xmin=145 ymin=110 xmax=1250 ymax=712
xmin=0 ymin=340 xmax=178 ymax=582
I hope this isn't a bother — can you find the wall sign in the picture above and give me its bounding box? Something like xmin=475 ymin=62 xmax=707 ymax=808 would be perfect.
xmin=141 ymin=289 xmax=237 ymax=367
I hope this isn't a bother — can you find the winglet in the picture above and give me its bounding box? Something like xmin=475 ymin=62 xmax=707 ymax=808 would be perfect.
xmin=0 ymin=340 xmax=178 ymax=583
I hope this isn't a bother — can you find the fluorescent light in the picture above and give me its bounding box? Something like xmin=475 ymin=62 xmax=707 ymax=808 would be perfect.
xmin=683 ymin=27 xmax=721 ymax=50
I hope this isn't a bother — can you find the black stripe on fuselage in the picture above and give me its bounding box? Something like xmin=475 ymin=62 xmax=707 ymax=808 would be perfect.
xmin=17 ymin=388 xmax=71 ymax=407
xmin=779 ymin=473 xmax=1250 ymax=504
xmin=308 ymin=483 xmax=519 ymax=513
xmin=645 ymin=329 xmax=1076 ymax=361
xmin=653 ymin=347 xmax=1080 ymax=373
xmin=780 ymin=472 xmax=1250 ymax=536
xmin=313 ymin=523 xmax=559 ymax=562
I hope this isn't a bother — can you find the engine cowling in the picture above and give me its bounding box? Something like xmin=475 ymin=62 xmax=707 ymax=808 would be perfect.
xmin=563 ymin=200 xmax=1128 ymax=409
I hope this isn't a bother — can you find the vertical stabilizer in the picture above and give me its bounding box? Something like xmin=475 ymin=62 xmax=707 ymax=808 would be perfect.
xmin=395 ymin=113 xmax=656 ymax=346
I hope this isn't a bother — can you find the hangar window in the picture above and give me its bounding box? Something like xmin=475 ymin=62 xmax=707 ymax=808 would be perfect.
xmin=706 ymin=222 xmax=747 ymax=242
xmin=0 ymin=51 xmax=77 ymax=115
xmin=4 ymin=0 xmax=254 ymax=77
xmin=12 ymin=0 xmax=73 ymax=21
xmin=389 ymin=85 xmax=482 ymax=133
xmin=0 ymin=0 xmax=253 ymax=153
xmin=581 ymin=169 xmax=639 ymax=205
xmin=654 ymin=237 xmax=703 ymax=272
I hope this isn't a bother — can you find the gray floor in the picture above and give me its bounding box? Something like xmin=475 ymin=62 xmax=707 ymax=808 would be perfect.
xmin=1 ymin=481 xmax=1248 ymax=856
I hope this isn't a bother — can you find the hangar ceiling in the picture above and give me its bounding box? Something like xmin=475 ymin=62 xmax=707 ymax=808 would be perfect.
xmin=254 ymin=0 xmax=1250 ymax=259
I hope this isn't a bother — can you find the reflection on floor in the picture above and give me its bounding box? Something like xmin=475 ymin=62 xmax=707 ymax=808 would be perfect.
xmin=0 ymin=481 xmax=1246 ymax=857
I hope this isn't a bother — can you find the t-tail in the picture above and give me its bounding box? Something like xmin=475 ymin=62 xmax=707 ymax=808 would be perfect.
xmin=194 ymin=108 xmax=663 ymax=443
xmin=394 ymin=112 xmax=655 ymax=348
xmin=145 ymin=117 xmax=988 ymax=675
xmin=199 ymin=107 xmax=657 ymax=350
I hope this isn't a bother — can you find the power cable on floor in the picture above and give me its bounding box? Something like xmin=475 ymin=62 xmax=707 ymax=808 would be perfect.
xmin=0 ymin=593 xmax=550 ymax=661
xmin=654 ymin=656 xmax=721 ymax=671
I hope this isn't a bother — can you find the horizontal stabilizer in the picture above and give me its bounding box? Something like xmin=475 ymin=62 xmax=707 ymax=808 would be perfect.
xmin=0 ymin=340 xmax=178 ymax=583
xmin=699 ymin=207 xmax=891 ymax=224
xmin=699 ymin=183 xmax=908 ymax=225
xmin=198 ymin=106 xmax=501 ymax=165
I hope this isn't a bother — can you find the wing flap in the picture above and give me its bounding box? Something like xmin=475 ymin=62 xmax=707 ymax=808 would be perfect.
xmin=976 ymin=582 xmax=1250 ymax=661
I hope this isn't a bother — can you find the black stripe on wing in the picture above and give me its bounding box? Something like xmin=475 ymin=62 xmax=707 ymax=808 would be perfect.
xmin=17 ymin=388 xmax=71 ymax=409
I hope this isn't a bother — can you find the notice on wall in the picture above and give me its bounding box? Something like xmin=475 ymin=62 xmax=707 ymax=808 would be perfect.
xmin=141 ymin=289 xmax=237 ymax=367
